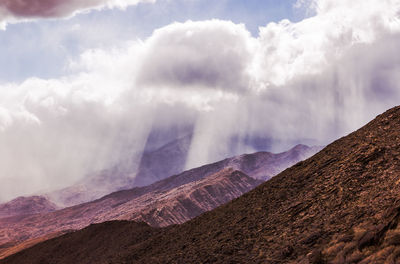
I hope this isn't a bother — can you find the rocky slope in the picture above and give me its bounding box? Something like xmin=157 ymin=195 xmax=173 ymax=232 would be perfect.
xmin=0 ymin=144 xmax=319 ymax=260
xmin=0 ymin=196 xmax=58 ymax=219
xmin=0 ymin=144 xmax=319 ymax=256
xmin=4 ymin=106 xmax=400 ymax=263
xmin=0 ymin=168 xmax=261 ymax=259
xmin=0 ymin=221 xmax=160 ymax=264
xmin=0 ymin=231 xmax=67 ymax=260
xmin=122 ymin=169 xmax=260 ymax=227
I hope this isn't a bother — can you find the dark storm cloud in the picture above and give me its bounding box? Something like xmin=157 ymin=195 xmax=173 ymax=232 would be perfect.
xmin=0 ymin=0 xmax=153 ymax=27
xmin=2 ymin=0 xmax=73 ymax=17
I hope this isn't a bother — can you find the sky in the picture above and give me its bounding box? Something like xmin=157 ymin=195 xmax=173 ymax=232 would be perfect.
xmin=0 ymin=0 xmax=400 ymax=201
xmin=0 ymin=0 xmax=300 ymax=82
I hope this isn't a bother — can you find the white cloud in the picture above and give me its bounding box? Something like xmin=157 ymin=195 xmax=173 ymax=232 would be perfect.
xmin=254 ymin=0 xmax=400 ymax=87
xmin=1 ymin=0 xmax=400 ymax=200
xmin=136 ymin=20 xmax=255 ymax=93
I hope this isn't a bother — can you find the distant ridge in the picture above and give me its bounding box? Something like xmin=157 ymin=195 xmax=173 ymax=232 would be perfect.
xmin=0 ymin=196 xmax=57 ymax=218
xmin=47 ymin=134 xmax=320 ymax=207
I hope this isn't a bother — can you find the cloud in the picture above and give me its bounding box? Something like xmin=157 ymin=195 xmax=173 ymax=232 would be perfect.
xmin=183 ymin=0 xmax=400 ymax=167
xmin=136 ymin=20 xmax=255 ymax=93
xmin=255 ymin=0 xmax=400 ymax=87
xmin=0 ymin=0 xmax=155 ymax=29
xmin=1 ymin=0 xmax=400 ymax=200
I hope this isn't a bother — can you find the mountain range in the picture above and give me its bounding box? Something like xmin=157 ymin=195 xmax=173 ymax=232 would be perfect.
xmin=2 ymin=106 xmax=400 ymax=263
xmin=0 ymin=144 xmax=320 ymax=260
xmin=47 ymin=134 xmax=320 ymax=207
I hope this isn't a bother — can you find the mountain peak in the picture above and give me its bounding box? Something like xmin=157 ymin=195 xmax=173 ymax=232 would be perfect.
xmin=0 ymin=196 xmax=58 ymax=219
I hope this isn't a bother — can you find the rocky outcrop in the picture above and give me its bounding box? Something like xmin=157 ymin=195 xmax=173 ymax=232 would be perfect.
xmin=119 ymin=169 xmax=261 ymax=227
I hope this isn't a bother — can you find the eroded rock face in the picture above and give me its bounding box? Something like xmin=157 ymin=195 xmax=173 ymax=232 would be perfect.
xmin=3 ymin=106 xmax=400 ymax=264
xmin=125 ymin=169 xmax=262 ymax=227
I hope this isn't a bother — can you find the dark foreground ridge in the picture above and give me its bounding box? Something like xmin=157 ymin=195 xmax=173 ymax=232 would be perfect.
xmin=3 ymin=106 xmax=400 ymax=264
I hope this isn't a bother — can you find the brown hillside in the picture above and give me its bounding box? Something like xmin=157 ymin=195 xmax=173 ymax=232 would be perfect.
xmin=0 ymin=144 xmax=318 ymax=255
xmin=0 ymin=169 xmax=260 ymax=258
xmin=4 ymin=106 xmax=400 ymax=264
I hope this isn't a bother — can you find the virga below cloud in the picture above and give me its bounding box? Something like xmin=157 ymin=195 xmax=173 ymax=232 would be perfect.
xmin=0 ymin=0 xmax=399 ymax=201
